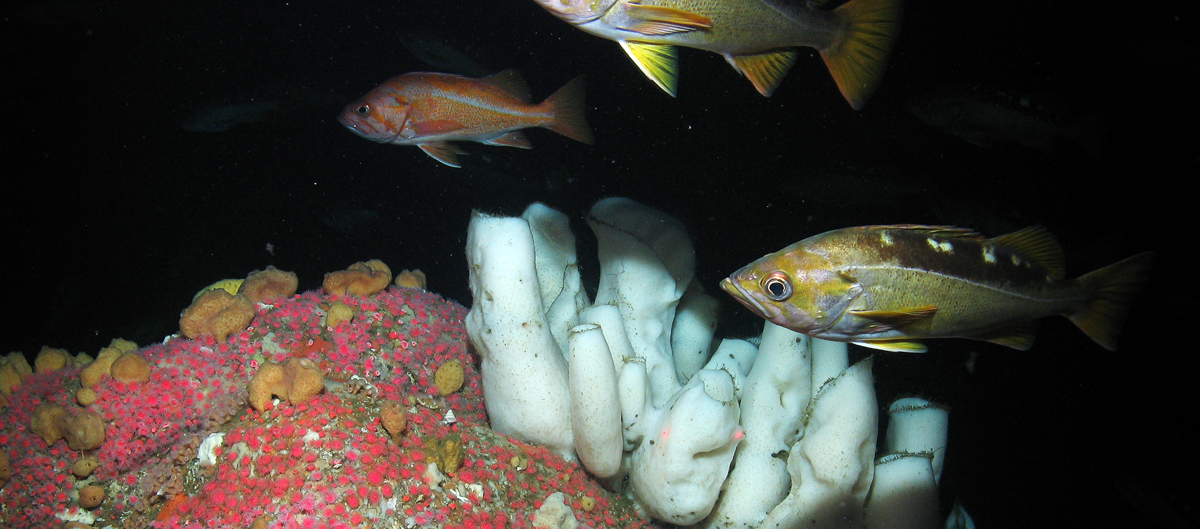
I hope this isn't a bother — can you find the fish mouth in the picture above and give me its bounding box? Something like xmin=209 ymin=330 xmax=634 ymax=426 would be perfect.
xmin=720 ymin=277 xmax=781 ymax=320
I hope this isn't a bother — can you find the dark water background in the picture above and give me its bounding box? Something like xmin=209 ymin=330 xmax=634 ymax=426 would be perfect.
xmin=4 ymin=0 xmax=1196 ymax=526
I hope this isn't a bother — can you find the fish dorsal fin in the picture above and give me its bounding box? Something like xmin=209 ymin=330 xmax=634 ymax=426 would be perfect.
xmin=972 ymin=320 xmax=1039 ymax=350
xmin=871 ymin=224 xmax=988 ymax=241
xmin=482 ymin=69 xmax=532 ymax=103
xmin=992 ymin=226 xmax=1066 ymax=280
xmin=418 ymin=142 xmax=466 ymax=168
xmin=849 ymin=305 xmax=938 ymax=332
xmin=854 ymin=339 xmax=928 ymax=353
xmin=620 ymin=41 xmax=679 ymax=96
xmin=621 ymin=3 xmax=713 ymax=35
xmin=725 ymin=49 xmax=798 ymax=97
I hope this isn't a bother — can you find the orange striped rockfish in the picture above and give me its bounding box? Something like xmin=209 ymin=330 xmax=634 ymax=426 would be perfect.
xmin=721 ymin=225 xmax=1153 ymax=352
xmin=338 ymin=70 xmax=593 ymax=168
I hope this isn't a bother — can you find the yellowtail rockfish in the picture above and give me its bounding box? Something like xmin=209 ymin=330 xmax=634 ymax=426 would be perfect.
xmin=721 ymin=225 xmax=1153 ymax=352
xmin=531 ymin=0 xmax=902 ymax=109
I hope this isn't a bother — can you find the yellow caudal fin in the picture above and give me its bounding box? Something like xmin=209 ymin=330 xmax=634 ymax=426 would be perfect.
xmin=1069 ymin=252 xmax=1154 ymax=351
xmin=821 ymin=0 xmax=903 ymax=110
xmin=620 ymin=40 xmax=679 ymax=96
xmin=541 ymin=75 xmax=594 ymax=145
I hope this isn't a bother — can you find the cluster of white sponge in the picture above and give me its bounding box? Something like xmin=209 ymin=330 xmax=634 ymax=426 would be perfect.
xmin=465 ymin=198 xmax=949 ymax=528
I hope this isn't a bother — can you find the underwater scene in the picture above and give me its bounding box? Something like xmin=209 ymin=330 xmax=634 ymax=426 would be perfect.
xmin=3 ymin=0 xmax=1196 ymax=527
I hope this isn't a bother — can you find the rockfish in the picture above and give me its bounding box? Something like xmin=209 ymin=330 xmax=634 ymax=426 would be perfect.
xmin=531 ymin=0 xmax=902 ymax=109
xmin=721 ymin=225 xmax=1153 ymax=352
xmin=338 ymin=70 xmax=593 ymax=168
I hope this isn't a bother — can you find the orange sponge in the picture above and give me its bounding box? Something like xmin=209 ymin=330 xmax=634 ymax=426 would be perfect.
xmin=110 ymin=352 xmax=152 ymax=383
xmin=0 ymin=450 xmax=10 ymax=490
xmin=78 ymin=484 xmax=105 ymax=508
xmin=81 ymin=342 xmax=125 ymax=388
xmin=241 ymin=266 xmax=299 ymax=303
xmin=379 ymin=400 xmax=408 ymax=441
xmin=180 ymin=290 xmax=256 ymax=342
xmin=34 ymin=346 xmax=72 ymax=373
xmin=323 ymin=260 xmax=392 ymax=297
xmin=61 ymin=411 xmax=105 ymax=450
xmin=394 ymin=269 xmax=427 ymax=289
xmin=30 ymin=403 xmax=68 ymax=445
xmin=247 ymin=358 xmax=325 ymax=412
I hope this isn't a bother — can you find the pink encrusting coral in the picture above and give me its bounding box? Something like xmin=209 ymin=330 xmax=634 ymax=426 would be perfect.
xmin=1 ymin=273 xmax=659 ymax=529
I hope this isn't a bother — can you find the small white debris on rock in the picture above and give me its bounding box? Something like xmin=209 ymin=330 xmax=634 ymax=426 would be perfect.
xmin=197 ymin=432 xmax=226 ymax=466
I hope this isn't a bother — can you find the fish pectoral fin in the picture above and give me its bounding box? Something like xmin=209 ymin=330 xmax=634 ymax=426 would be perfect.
xmin=853 ymin=339 xmax=928 ymax=353
xmin=620 ymin=41 xmax=679 ymax=96
xmin=411 ymin=119 xmax=465 ymax=136
xmin=418 ymin=142 xmax=466 ymax=168
xmin=972 ymin=320 xmax=1039 ymax=350
xmin=849 ymin=305 xmax=938 ymax=330
xmin=619 ymin=3 xmax=713 ymax=35
xmin=725 ymin=50 xmax=798 ymax=97
xmin=483 ymin=131 xmax=533 ymax=149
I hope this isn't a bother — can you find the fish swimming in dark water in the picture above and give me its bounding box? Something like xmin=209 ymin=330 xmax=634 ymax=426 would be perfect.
xmin=398 ymin=32 xmax=495 ymax=77
xmin=907 ymin=84 xmax=1106 ymax=156
xmin=338 ymin=70 xmax=593 ymax=168
xmin=182 ymin=101 xmax=282 ymax=132
xmin=182 ymin=85 xmax=349 ymax=133
xmin=721 ymin=225 xmax=1152 ymax=352
xmin=530 ymin=0 xmax=902 ymax=109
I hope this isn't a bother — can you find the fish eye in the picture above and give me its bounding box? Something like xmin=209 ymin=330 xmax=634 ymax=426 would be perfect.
xmin=355 ymin=104 xmax=370 ymax=116
xmin=761 ymin=271 xmax=792 ymax=301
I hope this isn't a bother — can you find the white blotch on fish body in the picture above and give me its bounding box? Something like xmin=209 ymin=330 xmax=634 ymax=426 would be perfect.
xmin=928 ymin=238 xmax=954 ymax=253
xmin=982 ymin=245 xmax=996 ymax=264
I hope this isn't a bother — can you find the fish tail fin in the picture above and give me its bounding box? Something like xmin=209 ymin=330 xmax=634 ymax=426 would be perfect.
xmin=821 ymin=0 xmax=903 ymax=110
xmin=541 ymin=75 xmax=595 ymax=145
xmin=1069 ymin=252 xmax=1154 ymax=351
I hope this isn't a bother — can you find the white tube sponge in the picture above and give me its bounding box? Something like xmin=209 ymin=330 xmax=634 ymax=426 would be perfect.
xmin=568 ymin=324 xmax=624 ymax=478
xmin=522 ymin=203 xmax=589 ymax=356
xmin=671 ymin=282 xmax=720 ymax=384
xmin=578 ymin=304 xmax=635 ymax=375
xmin=761 ymin=357 xmax=878 ymax=529
xmin=630 ymin=369 xmax=743 ymax=526
xmin=811 ymin=338 xmax=850 ymax=392
xmin=864 ymin=453 xmax=939 ymax=529
xmin=588 ymin=197 xmax=693 ymax=407
xmin=884 ymin=398 xmax=949 ymax=482
xmin=708 ymin=323 xmax=811 ymax=528
xmin=465 ymin=211 xmax=575 ymax=458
